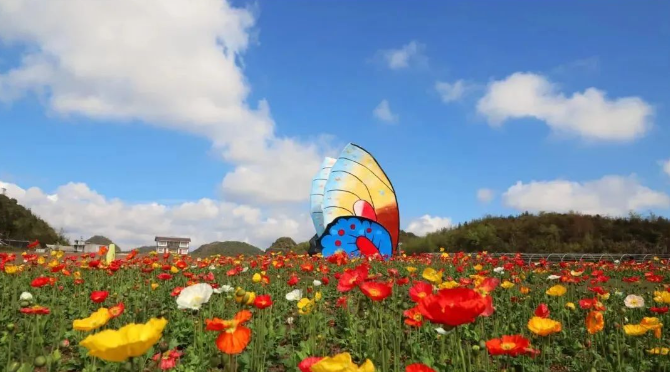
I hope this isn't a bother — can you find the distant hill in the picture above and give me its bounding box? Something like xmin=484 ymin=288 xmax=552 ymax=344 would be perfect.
xmin=132 ymin=245 xmax=156 ymax=254
xmin=0 ymin=194 xmax=67 ymax=246
xmin=86 ymin=235 xmax=121 ymax=252
xmin=266 ymin=237 xmax=297 ymax=253
xmin=191 ymin=241 xmax=262 ymax=257
xmin=402 ymin=212 xmax=670 ymax=254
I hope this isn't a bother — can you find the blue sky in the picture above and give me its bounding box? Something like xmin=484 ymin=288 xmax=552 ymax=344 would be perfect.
xmin=0 ymin=0 xmax=669 ymax=247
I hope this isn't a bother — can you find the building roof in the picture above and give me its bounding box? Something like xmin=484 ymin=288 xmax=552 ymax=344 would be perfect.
xmin=154 ymin=236 xmax=191 ymax=242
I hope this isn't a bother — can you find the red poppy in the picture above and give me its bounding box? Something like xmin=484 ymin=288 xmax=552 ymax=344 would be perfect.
xmin=205 ymin=310 xmax=252 ymax=354
xmin=175 ymin=260 xmax=188 ymax=269
xmin=320 ymin=276 xmax=330 ymax=286
xmin=20 ymin=305 xmax=50 ymax=315
xmin=406 ymin=364 xmax=437 ymax=372
xmin=299 ymin=357 xmax=324 ymax=372
xmin=254 ymin=295 xmax=273 ymax=309
xmin=622 ymin=276 xmax=639 ymax=283
xmin=403 ymin=306 xmax=423 ymax=327
xmin=651 ymin=306 xmax=669 ymax=314
xmin=126 ymin=250 xmax=138 ymax=260
xmin=327 ymin=251 xmax=348 ymax=266
xmin=359 ymin=281 xmax=392 ymax=301
xmin=396 ymin=277 xmax=410 ymax=286
xmin=300 ymin=263 xmax=314 ymax=272
xmin=109 ymin=302 xmax=125 ymax=318
xmin=579 ymin=298 xmax=606 ymax=311
xmin=152 ymin=349 xmax=182 ymax=370
xmin=336 ymin=265 xmax=369 ymax=292
xmin=90 ymin=290 xmax=109 ymax=303
xmin=98 ymin=246 xmax=108 ymax=256
xmin=30 ymin=276 xmax=52 ymax=288
xmin=418 ymin=288 xmax=489 ymax=326
xmin=409 ymin=281 xmax=433 ymax=302
xmin=27 ymin=240 xmax=40 ymax=249
xmin=157 ymin=273 xmax=173 ymax=280
xmin=486 ymin=335 xmax=535 ymax=357
xmin=588 ymin=286 xmax=607 ymax=295
xmin=336 ymin=296 xmax=348 ymax=308
xmin=287 ymin=274 xmax=300 ymax=286
xmin=534 ymin=303 xmax=550 ymax=318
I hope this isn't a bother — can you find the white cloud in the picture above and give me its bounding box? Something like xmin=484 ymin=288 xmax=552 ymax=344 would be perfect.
xmin=0 ymin=0 xmax=325 ymax=204
xmin=373 ymin=99 xmax=398 ymax=124
xmin=477 ymin=188 xmax=495 ymax=204
xmin=435 ymin=80 xmax=471 ymax=103
xmin=0 ymin=180 xmax=314 ymax=250
xmin=406 ymin=215 xmax=453 ymax=236
xmin=503 ymin=175 xmax=670 ymax=216
xmin=662 ymin=159 xmax=670 ymax=177
xmin=477 ymin=72 xmax=653 ymax=141
xmin=380 ymin=41 xmax=425 ymax=70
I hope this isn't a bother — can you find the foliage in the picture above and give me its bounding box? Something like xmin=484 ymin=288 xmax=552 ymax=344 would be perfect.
xmin=266 ymin=237 xmax=297 ymax=253
xmin=402 ymin=212 xmax=670 ymax=254
xmin=0 ymin=195 xmax=68 ymax=245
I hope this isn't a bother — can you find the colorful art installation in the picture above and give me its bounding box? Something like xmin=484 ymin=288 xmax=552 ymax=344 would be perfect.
xmin=309 ymin=143 xmax=399 ymax=259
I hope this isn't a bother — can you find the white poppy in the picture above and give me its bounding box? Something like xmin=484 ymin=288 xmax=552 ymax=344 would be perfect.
xmin=242 ymin=267 xmax=249 ymax=272
xmin=493 ymin=267 xmax=504 ymax=274
xmin=286 ymin=317 xmax=294 ymax=325
xmin=624 ymin=294 xmax=645 ymax=308
xmin=176 ymin=283 xmax=213 ymax=310
xmin=19 ymin=292 xmax=33 ymax=301
xmin=213 ymin=285 xmax=234 ymax=294
xmin=435 ymin=327 xmax=448 ymax=335
xmin=285 ymin=289 xmax=302 ymax=302
xmin=313 ymin=280 xmax=322 ymax=287
xmin=547 ymin=275 xmax=561 ymax=280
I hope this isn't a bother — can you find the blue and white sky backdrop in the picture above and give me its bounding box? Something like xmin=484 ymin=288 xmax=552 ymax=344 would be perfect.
xmin=1 ymin=1 xmax=669 ymax=249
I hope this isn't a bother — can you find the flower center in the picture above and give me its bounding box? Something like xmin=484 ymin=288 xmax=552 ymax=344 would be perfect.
xmin=501 ymin=342 xmax=516 ymax=350
xmin=369 ymin=289 xmax=381 ymax=297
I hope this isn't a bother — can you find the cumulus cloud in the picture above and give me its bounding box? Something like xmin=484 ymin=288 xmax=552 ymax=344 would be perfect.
xmin=373 ymin=99 xmax=399 ymax=124
xmin=503 ymin=175 xmax=670 ymax=216
xmin=380 ymin=41 xmax=426 ymax=70
xmin=435 ymin=80 xmax=472 ymax=103
xmin=662 ymin=159 xmax=670 ymax=177
xmin=406 ymin=215 xmax=453 ymax=236
xmin=477 ymin=72 xmax=653 ymax=141
xmin=0 ymin=0 xmax=325 ymax=204
xmin=0 ymin=180 xmax=314 ymax=250
xmin=477 ymin=188 xmax=495 ymax=204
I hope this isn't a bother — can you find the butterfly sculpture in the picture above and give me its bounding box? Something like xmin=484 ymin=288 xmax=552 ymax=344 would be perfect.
xmin=309 ymin=143 xmax=399 ymax=259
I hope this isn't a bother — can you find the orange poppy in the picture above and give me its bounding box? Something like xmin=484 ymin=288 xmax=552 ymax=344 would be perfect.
xmin=418 ymin=288 xmax=489 ymax=326
xmin=109 ymin=303 xmax=125 ymax=318
xmin=403 ymin=306 xmax=423 ymax=327
xmin=205 ymin=310 xmax=252 ymax=354
xmin=485 ymin=335 xmax=535 ymax=357
xmin=585 ymin=311 xmax=604 ymax=334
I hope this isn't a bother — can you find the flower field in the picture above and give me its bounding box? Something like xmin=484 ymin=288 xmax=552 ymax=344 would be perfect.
xmin=2 ymin=250 xmax=670 ymax=372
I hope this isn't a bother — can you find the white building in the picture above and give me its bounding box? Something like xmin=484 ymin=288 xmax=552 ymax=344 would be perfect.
xmin=155 ymin=236 xmax=190 ymax=255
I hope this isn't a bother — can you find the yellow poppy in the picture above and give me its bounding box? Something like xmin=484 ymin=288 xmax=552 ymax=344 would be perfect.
xmin=151 ymin=283 xmax=159 ymax=290
xmin=641 ymin=317 xmax=663 ymax=338
xmin=545 ymin=285 xmax=567 ymax=297
xmin=519 ymin=286 xmax=531 ymax=294
xmin=311 ymin=352 xmax=375 ymax=372
xmin=315 ymin=291 xmax=322 ymax=302
xmin=565 ymin=302 xmax=576 ymax=310
xmin=438 ymin=280 xmax=460 ymax=289
xmin=73 ymin=308 xmax=111 ymax=332
xmin=501 ymin=280 xmax=515 ymax=290
xmin=648 ymin=347 xmax=670 ymax=355
xmin=473 ymin=264 xmax=483 ymax=271
xmin=654 ymin=291 xmax=670 ymax=304
xmin=170 ymin=266 xmax=179 ymax=274
xmin=406 ymin=266 xmax=417 ymax=273
xmin=252 ymin=273 xmax=262 ymax=283
xmin=80 ymin=318 xmax=167 ymax=362
xmin=298 ymin=298 xmax=315 ymax=315
xmin=528 ymin=316 xmax=562 ymax=336
xmin=4 ymin=265 xmax=19 ymax=274
xmin=422 ymin=268 xmax=443 ymax=285
xmin=623 ymin=324 xmax=648 ymax=336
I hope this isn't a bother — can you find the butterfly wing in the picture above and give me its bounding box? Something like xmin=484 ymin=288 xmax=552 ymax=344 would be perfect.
xmin=310 ymin=157 xmax=337 ymax=237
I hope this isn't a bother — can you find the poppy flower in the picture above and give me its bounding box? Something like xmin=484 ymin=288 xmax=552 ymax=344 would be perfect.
xmin=30 ymin=276 xmax=52 ymax=288
xmin=205 ymin=310 xmax=252 ymax=354
xmin=409 ymin=281 xmax=433 ymax=302
xmin=299 ymin=357 xmax=324 ymax=372
xmin=109 ymin=303 xmax=125 ymax=318
xmin=545 ymin=285 xmax=567 ymax=297
xmin=624 ymin=294 xmax=645 ymax=308
xmin=309 ymin=352 xmax=375 ymax=372
xmin=73 ymin=308 xmax=111 ymax=331
xmin=157 ymin=273 xmax=173 ymax=281
xmin=337 ymin=265 xmax=369 ymax=292
xmin=585 ymin=311 xmax=604 ymax=334
xmin=152 ymin=349 xmax=182 ymax=370
xmin=176 ymin=283 xmax=213 ymax=310
xmin=421 ymin=268 xmax=443 ymax=285
xmin=406 ymin=364 xmax=437 ymax=372
xmin=254 ymin=295 xmax=273 ymax=309
xmin=90 ymin=291 xmax=109 ymax=303
xmin=418 ymin=288 xmax=489 ymax=326
xmin=534 ymin=303 xmax=550 ymax=318
xmin=170 ymin=287 xmax=184 ymax=297
xmin=80 ymin=318 xmax=167 ymax=362
xmin=654 ymin=291 xmax=670 ymax=304
xmin=403 ymin=306 xmax=423 ymax=327
xmin=287 ymin=274 xmax=300 ymax=286
xmin=651 ymin=306 xmax=669 ymax=314
xmin=20 ymin=305 xmax=50 ymax=315
xmin=527 ymin=316 xmax=562 ymax=336
xmin=335 ymin=296 xmax=348 ymax=308
xmin=485 ymin=335 xmax=535 ymax=357
xmin=359 ymin=281 xmax=392 ymax=301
